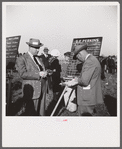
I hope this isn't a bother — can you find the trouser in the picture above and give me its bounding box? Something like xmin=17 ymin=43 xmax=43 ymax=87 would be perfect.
xmin=112 ymin=68 xmax=115 ymax=74
xmin=78 ymin=105 xmax=95 ymax=116
xmin=33 ymin=99 xmax=39 ymax=115
xmin=47 ymin=76 xmax=52 ymax=91
xmin=32 ymin=79 xmax=48 ymax=116
xmin=38 ymin=78 xmax=48 ymax=116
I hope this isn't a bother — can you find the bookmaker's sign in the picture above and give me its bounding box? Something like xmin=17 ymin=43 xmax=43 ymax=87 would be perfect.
xmin=66 ymin=37 xmax=103 ymax=77
xmin=6 ymin=35 xmax=21 ymax=66
xmin=71 ymin=37 xmax=103 ymax=57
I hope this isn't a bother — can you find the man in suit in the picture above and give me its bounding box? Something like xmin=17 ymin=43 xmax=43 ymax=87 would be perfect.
xmin=39 ymin=47 xmax=52 ymax=69
xmin=65 ymin=44 xmax=104 ymax=116
xmin=39 ymin=47 xmax=53 ymax=91
xmin=16 ymin=38 xmax=47 ymax=116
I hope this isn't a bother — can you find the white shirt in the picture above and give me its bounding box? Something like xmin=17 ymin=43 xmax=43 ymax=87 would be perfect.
xmin=28 ymin=51 xmax=35 ymax=63
xmin=43 ymin=53 xmax=48 ymax=58
xmin=28 ymin=51 xmax=42 ymax=71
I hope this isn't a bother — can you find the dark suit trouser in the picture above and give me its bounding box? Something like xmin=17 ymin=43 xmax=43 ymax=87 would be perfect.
xmin=32 ymin=79 xmax=49 ymax=116
xmin=78 ymin=105 xmax=95 ymax=116
xmin=38 ymin=79 xmax=48 ymax=116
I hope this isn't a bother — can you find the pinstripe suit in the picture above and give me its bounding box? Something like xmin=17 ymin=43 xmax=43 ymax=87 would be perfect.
xmin=16 ymin=52 xmax=46 ymax=114
xmin=77 ymin=54 xmax=104 ymax=115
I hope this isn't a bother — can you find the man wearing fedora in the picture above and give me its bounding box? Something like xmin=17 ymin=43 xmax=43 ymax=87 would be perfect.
xmin=64 ymin=44 xmax=104 ymax=116
xmin=39 ymin=47 xmax=52 ymax=69
xmin=16 ymin=38 xmax=47 ymax=116
xmin=38 ymin=47 xmax=53 ymax=98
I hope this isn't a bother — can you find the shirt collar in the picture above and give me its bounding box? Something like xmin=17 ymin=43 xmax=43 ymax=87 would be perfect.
xmin=85 ymin=54 xmax=91 ymax=61
xmin=28 ymin=51 xmax=43 ymax=70
xmin=43 ymin=53 xmax=48 ymax=57
xmin=28 ymin=51 xmax=34 ymax=59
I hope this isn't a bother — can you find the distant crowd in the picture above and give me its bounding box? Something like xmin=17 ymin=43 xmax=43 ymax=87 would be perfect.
xmin=7 ymin=52 xmax=117 ymax=80
xmin=63 ymin=52 xmax=117 ymax=79
xmin=98 ymin=55 xmax=117 ymax=80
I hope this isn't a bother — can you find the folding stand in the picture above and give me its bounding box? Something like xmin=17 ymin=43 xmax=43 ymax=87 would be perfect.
xmin=50 ymin=85 xmax=68 ymax=116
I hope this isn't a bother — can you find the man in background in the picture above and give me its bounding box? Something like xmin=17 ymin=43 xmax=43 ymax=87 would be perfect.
xmin=39 ymin=47 xmax=53 ymax=91
xmin=39 ymin=47 xmax=52 ymax=69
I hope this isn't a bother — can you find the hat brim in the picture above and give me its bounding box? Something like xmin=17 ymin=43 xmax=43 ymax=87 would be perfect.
xmin=26 ymin=42 xmax=43 ymax=48
xmin=73 ymin=44 xmax=87 ymax=60
xmin=73 ymin=49 xmax=82 ymax=60
xmin=73 ymin=54 xmax=77 ymax=60
xmin=44 ymin=49 xmax=49 ymax=51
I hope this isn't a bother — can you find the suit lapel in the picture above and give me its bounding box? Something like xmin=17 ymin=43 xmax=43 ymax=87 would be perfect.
xmin=83 ymin=55 xmax=92 ymax=65
xmin=25 ymin=53 xmax=39 ymax=70
xmin=82 ymin=55 xmax=92 ymax=71
xmin=36 ymin=57 xmax=45 ymax=71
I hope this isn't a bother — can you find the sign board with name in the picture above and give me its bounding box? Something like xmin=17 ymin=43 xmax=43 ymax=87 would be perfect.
xmin=66 ymin=37 xmax=103 ymax=77
xmin=71 ymin=37 xmax=103 ymax=57
xmin=6 ymin=35 xmax=21 ymax=66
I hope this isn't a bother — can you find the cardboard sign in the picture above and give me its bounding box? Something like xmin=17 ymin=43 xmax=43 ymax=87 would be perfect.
xmin=66 ymin=37 xmax=103 ymax=77
xmin=71 ymin=37 xmax=103 ymax=57
xmin=6 ymin=35 xmax=21 ymax=66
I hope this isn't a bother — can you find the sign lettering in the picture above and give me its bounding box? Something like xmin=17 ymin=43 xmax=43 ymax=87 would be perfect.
xmin=66 ymin=37 xmax=103 ymax=77
xmin=6 ymin=35 xmax=21 ymax=66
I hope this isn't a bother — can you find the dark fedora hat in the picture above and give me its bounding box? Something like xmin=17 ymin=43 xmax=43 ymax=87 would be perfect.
xmin=26 ymin=38 xmax=43 ymax=48
xmin=73 ymin=44 xmax=87 ymax=60
xmin=43 ymin=47 xmax=49 ymax=51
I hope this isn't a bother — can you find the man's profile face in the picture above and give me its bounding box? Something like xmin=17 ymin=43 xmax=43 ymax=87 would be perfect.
xmin=76 ymin=52 xmax=84 ymax=62
xmin=44 ymin=49 xmax=48 ymax=55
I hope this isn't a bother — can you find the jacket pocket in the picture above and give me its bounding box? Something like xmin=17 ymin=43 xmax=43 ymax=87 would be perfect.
xmin=83 ymin=89 xmax=92 ymax=99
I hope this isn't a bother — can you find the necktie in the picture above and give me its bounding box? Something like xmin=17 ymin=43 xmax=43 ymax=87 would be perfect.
xmin=33 ymin=56 xmax=43 ymax=71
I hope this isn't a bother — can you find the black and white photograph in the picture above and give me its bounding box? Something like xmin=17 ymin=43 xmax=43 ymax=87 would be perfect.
xmin=2 ymin=2 xmax=120 ymax=147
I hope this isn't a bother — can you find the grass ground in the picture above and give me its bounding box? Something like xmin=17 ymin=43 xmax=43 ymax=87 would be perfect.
xmin=6 ymin=71 xmax=117 ymax=116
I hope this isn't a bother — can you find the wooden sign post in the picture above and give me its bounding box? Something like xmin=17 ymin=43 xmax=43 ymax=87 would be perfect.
xmin=6 ymin=75 xmax=13 ymax=116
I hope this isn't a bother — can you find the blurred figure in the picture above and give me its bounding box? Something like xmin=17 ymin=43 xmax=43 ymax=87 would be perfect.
xmin=99 ymin=56 xmax=106 ymax=80
xmin=64 ymin=51 xmax=71 ymax=62
xmin=105 ymin=56 xmax=110 ymax=73
xmin=39 ymin=47 xmax=53 ymax=91
xmin=50 ymin=49 xmax=62 ymax=100
xmin=39 ymin=47 xmax=52 ymax=69
xmin=111 ymin=56 xmax=116 ymax=74
xmin=114 ymin=56 xmax=117 ymax=73
xmin=6 ymin=62 xmax=15 ymax=70
xmin=108 ymin=56 xmax=116 ymax=74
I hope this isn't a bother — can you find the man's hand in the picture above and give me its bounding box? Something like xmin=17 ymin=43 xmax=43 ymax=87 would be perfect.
xmin=39 ymin=71 xmax=47 ymax=78
xmin=63 ymin=78 xmax=78 ymax=87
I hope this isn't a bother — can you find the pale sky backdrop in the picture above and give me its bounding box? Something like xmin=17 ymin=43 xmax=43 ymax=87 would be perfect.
xmin=5 ymin=2 xmax=119 ymax=57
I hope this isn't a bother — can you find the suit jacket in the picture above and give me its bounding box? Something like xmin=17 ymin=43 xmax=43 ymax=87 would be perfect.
xmin=16 ymin=52 xmax=45 ymax=99
xmin=39 ymin=54 xmax=52 ymax=69
xmin=50 ymin=58 xmax=61 ymax=92
xmin=77 ymin=54 xmax=103 ymax=106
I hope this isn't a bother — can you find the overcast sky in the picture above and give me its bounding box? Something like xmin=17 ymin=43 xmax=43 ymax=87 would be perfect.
xmin=5 ymin=2 xmax=119 ymax=57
